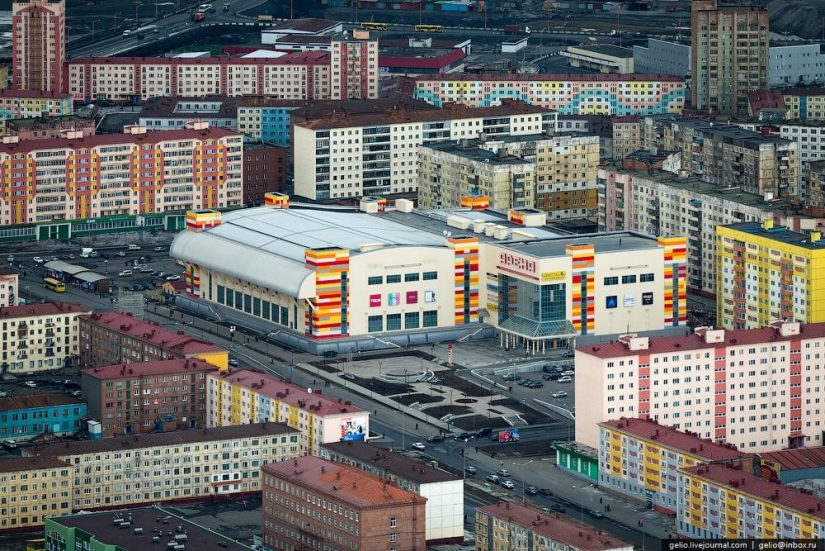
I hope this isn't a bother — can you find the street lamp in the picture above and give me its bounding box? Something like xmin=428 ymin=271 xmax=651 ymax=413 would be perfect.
xmin=515 ymin=460 xmax=533 ymax=504
xmin=134 ymin=3 xmax=141 ymax=27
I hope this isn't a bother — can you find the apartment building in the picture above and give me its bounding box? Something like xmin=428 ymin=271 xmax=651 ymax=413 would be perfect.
xmin=691 ymin=0 xmax=769 ymax=116
xmin=678 ymin=463 xmax=825 ymax=539
xmin=611 ymin=115 xmax=641 ymax=159
xmin=81 ymin=358 xmax=218 ymax=437
xmin=475 ymin=501 xmax=633 ymax=551
xmin=237 ymin=98 xmax=306 ymax=147
xmin=6 ymin=115 xmax=95 ymax=141
xmin=0 ymin=90 xmax=72 ymax=132
xmin=261 ymin=456 xmax=427 ymax=551
xmin=24 ymin=423 xmax=303 ymax=509
xmin=0 ymin=394 xmax=86 ymax=442
xmin=0 ymin=268 xmax=18 ymax=307
xmin=78 ymin=311 xmax=228 ymax=370
xmin=293 ymin=100 xmax=555 ymax=200
xmin=322 ymin=441 xmax=463 ymax=544
xmin=717 ymin=221 xmax=825 ymax=329
xmin=0 ymin=456 xmax=71 ymax=532
xmin=138 ymin=96 xmax=238 ymax=131
xmin=783 ymin=87 xmax=825 ymax=121
xmin=643 ymin=115 xmax=798 ymax=200
xmin=0 ymin=302 xmax=91 ymax=375
xmin=575 ymin=320 xmax=825 ymax=453
xmin=413 ymin=73 xmax=686 ymax=115
xmin=808 ymin=160 xmax=825 ymax=210
xmin=0 ymin=122 xmax=243 ymax=226
xmin=12 ymin=0 xmax=65 ymax=92
xmin=242 ymin=143 xmax=287 ymax=206
xmin=598 ymin=417 xmax=753 ymax=514
xmin=208 ymin=369 xmax=370 ymax=455
xmin=329 ymin=37 xmax=379 ymax=100
xmin=597 ymin=167 xmax=773 ymax=296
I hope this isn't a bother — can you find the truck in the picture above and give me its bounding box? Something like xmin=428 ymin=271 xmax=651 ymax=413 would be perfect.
xmin=191 ymin=12 xmax=205 ymax=21
xmin=504 ymin=24 xmax=523 ymax=34
xmin=79 ymin=248 xmax=94 ymax=258
xmin=257 ymin=14 xmax=274 ymax=22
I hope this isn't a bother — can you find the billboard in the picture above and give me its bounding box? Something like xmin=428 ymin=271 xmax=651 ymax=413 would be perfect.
xmin=497 ymin=429 xmax=520 ymax=443
xmin=388 ymin=292 xmax=400 ymax=306
xmin=369 ymin=294 xmax=381 ymax=307
xmin=340 ymin=417 xmax=367 ymax=441
xmin=406 ymin=290 xmax=418 ymax=304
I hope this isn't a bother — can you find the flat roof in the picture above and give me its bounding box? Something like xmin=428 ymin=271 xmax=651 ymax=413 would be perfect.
xmin=646 ymin=115 xmax=794 ymax=147
xmin=82 ymin=358 xmax=218 ymax=380
xmin=265 ymin=18 xmax=341 ymax=34
xmin=503 ymin=231 xmax=661 ymax=258
xmin=380 ymin=49 xmax=465 ymax=70
xmin=0 ymin=456 xmax=70 ymax=474
xmin=30 ymin=423 xmax=297 ymax=457
xmin=0 ymin=301 xmax=90 ymax=320
xmin=600 ymin=418 xmax=749 ymax=461
xmin=760 ymin=447 xmax=825 ymax=472
xmin=322 ymin=441 xmax=460 ymax=484
xmin=0 ymin=393 xmax=84 ymax=412
xmin=478 ymin=501 xmax=632 ymax=551
xmin=0 ymin=89 xmax=71 ymax=100
xmin=682 ymin=464 xmax=825 ymax=521
xmin=415 ymin=72 xmax=684 ymax=83
xmin=52 ymin=507 xmax=254 ymax=550
xmin=570 ymin=44 xmax=634 ymax=58
xmin=7 ymin=115 xmax=94 ymax=128
xmin=262 ymin=456 xmax=426 ymax=507
xmin=421 ymin=139 xmax=535 ymax=165
xmin=722 ymin=221 xmax=825 ymax=250
xmin=287 ymin=97 xmax=435 ymax=121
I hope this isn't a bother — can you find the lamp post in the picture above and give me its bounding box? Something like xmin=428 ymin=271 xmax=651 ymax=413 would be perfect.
xmin=516 ymin=460 xmax=533 ymax=504
xmin=103 ymin=259 xmax=108 ymax=274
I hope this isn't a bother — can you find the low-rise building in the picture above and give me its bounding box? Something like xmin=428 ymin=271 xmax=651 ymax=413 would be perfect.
xmin=0 ymin=456 xmax=72 ymax=532
xmin=208 ymin=369 xmax=370 ymax=455
xmin=262 ymin=456 xmax=427 ymax=551
xmin=632 ymin=38 xmax=691 ymax=77
xmin=0 ymin=394 xmax=86 ymax=443
xmin=759 ymin=446 xmax=825 ymax=484
xmin=599 ymin=417 xmax=753 ymax=514
xmin=81 ymin=358 xmax=218 ymax=437
xmin=5 ymin=115 xmax=95 ymax=140
xmin=25 ymin=423 xmax=303 ymax=509
xmin=562 ymin=44 xmax=634 ymax=74
xmin=0 ymin=90 xmax=72 ymax=132
xmin=0 ymin=268 xmax=18 ymax=307
xmin=322 ymin=441 xmax=463 ymax=544
xmin=138 ymin=96 xmax=238 ymax=131
xmin=0 ymin=302 xmax=91 ymax=375
xmin=78 ymin=311 xmax=228 ymax=370
xmin=475 ymin=501 xmax=633 ymax=551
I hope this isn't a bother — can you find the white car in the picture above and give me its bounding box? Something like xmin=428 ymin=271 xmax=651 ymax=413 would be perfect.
xmin=165 ymin=274 xmax=181 ymax=281
xmin=32 ymin=256 xmax=44 ymax=264
xmin=115 ymin=251 xmax=126 ymax=257
xmin=23 ymin=381 xmax=37 ymax=388
xmin=501 ymin=480 xmax=515 ymax=490
xmin=559 ymin=376 xmax=573 ymax=383
xmin=411 ymin=442 xmax=425 ymax=451
xmin=551 ymin=391 xmax=568 ymax=398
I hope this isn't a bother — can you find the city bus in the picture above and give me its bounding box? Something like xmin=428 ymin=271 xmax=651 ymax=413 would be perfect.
xmin=43 ymin=277 xmax=66 ymax=293
xmin=361 ymin=22 xmax=389 ymax=31
xmin=414 ymin=24 xmax=443 ymax=33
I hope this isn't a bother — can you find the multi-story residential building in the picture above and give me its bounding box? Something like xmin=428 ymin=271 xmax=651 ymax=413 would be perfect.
xmin=208 ymin=369 xmax=370 ymax=455
xmin=322 ymin=441 xmax=463 ymax=544
xmin=81 ymin=358 xmax=218 ymax=437
xmin=329 ymin=36 xmax=379 ymax=100
xmin=0 ymin=456 xmax=71 ymax=532
xmin=5 ymin=115 xmax=95 ymax=141
xmin=598 ymin=167 xmax=774 ymax=296
xmin=0 ymin=302 xmax=91 ymax=375
xmin=575 ymin=320 xmax=825 ymax=452
xmin=261 ymin=456 xmax=427 ymax=551
xmin=717 ymin=221 xmax=825 ymax=329
xmin=139 ymin=96 xmax=238 ymax=131
xmin=78 ymin=311 xmax=228 ymax=370
xmin=25 ymin=423 xmax=303 ymax=509
xmin=45 ymin=507 xmax=253 ymax=550
xmin=643 ymin=115 xmax=798 ymax=200
xmin=0 ymin=122 xmax=243 ymax=226
xmin=237 ymin=97 xmax=306 ymax=147
xmin=293 ymin=100 xmax=555 ymax=200
xmin=242 ymin=143 xmax=287 ymax=206
xmin=0 ymin=90 xmax=72 ymax=132
xmin=808 ymin=159 xmax=825 ymax=211
xmin=599 ymin=417 xmax=753 ymax=514
xmin=12 ymin=0 xmax=65 ymax=92
xmin=691 ymin=0 xmax=769 ymax=116
xmin=611 ymin=115 xmax=641 ymax=159
xmin=782 ymin=87 xmax=825 ymax=120
xmin=0 ymin=268 xmax=18 ymax=307
xmin=0 ymin=394 xmax=86 ymax=442
xmin=678 ymin=463 xmax=825 ymax=540
xmin=413 ymin=73 xmax=685 ymax=115
xmin=475 ymin=501 xmax=633 ymax=551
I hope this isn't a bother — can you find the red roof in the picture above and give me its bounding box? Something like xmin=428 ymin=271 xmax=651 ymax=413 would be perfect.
xmin=478 ymin=502 xmax=632 ymax=551
xmin=81 ymin=311 xmax=224 ymax=356
xmin=0 ymin=393 xmax=84 ymax=412
xmin=760 ymin=447 xmax=825 ymax=472
xmin=0 ymin=456 xmax=70 ymax=474
xmin=682 ymin=464 xmax=825 ymax=521
xmin=0 ymin=89 xmax=71 ymax=100
xmin=415 ymin=73 xmax=684 ymax=83
xmin=262 ymin=456 xmax=425 ymax=508
xmin=612 ymin=115 xmax=640 ymax=123
xmin=600 ymin=418 xmax=750 ymax=461
xmin=72 ymin=51 xmax=330 ymax=67
xmin=82 ymin=358 xmax=218 ymax=381
xmin=0 ymin=127 xmax=240 ymax=156
xmin=578 ymin=323 xmax=825 ymax=359
xmin=212 ymin=368 xmax=365 ymax=417
xmin=746 ymin=89 xmax=786 ymax=115
xmin=0 ymin=301 xmax=90 ymax=319
xmin=379 ymin=49 xmax=465 ymax=70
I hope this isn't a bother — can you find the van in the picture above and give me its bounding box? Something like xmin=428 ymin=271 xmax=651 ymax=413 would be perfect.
xmin=118 ymin=270 xmax=133 ymax=277
xmin=174 ymin=534 xmax=188 ymax=543
xmin=128 ymin=244 xmax=141 ymax=251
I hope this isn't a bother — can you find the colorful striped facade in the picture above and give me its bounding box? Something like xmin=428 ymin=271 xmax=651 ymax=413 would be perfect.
xmin=413 ymin=74 xmax=686 ymax=115
xmin=568 ymin=244 xmax=595 ymax=333
xmin=185 ymin=209 xmax=222 ymax=231
xmin=658 ymin=236 xmax=688 ymax=326
xmin=448 ymin=237 xmax=480 ymax=325
xmin=264 ymin=192 xmax=290 ymax=208
xmin=305 ymin=248 xmax=350 ymax=338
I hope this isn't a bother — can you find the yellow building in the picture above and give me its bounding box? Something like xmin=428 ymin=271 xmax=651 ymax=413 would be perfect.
xmin=783 ymin=88 xmax=825 ymax=121
xmin=716 ymin=221 xmax=825 ymax=329
xmin=611 ymin=115 xmax=641 ymax=159
xmin=678 ymin=464 xmax=825 ymax=539
xmin=0 ymin=456 xmax=72 ymax=532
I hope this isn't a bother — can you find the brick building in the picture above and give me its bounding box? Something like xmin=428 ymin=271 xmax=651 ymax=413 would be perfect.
xmin=80 ymin=358 xmax=218 ymax=437
xmin=12 ymin=0 xmax=65 ymax=92
xmin=78 ymin=311 xmax=228 ymax=370
xmin=242 ymin=143 xmax=287 ymax=206
xmin=262 ymin=456 xmax=426 ymax=551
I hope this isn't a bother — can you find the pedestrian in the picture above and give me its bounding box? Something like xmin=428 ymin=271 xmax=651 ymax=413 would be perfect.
xmin=599 ymin=497 xmax=603 ymax=504
xmin=475 ymin=446 xmax=478 ymax=453
xmin=415 ymin=423 xmax=419 ymax=429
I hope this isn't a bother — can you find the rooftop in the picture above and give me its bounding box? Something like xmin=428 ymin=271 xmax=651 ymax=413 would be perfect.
xmin=415 ymin=72 xmax=684 ymax=83
xmin=0 ymin=393 xmax=84 ymax=412
xmin=682 ymin=464 xmax=825 ymax=521
xmin=503 ymin=231 xmax=663 ymax=259
xmin=72 ymin=50 xmax=330 ymax=67
xmin=722 ymin=221 xmax=825 ymax=250
xmin=379 ymin=49 xmax=465 ymax=70
xmin=569 ymin=44 xmax=634 ymax=58
xmin=600 ymin=418 xmax=749 ymax=461
xmin=212 ymin=369 xmax=365 ymax=417
xmin=421 ymin=139 xmax=536 ymax=166
xmin=6 ymin=115 xmax=95 ymax=128
xmin=782 ymin=86 xmax=825 ymax=97
xmin=52 ymin=507 xmax=254 ymax=550
xmin=0 ymin=456 xmax=70 ymax=474
xmin=288 ymin=97 xmax=435 ymax=121
xmin=322 ymin=441 xmax=461 ymax=484
xmin=646 ymin=115 xmax=794 ymax=147
xmin=0 ymin=301 xmax=90 ymax=319
xmin=760 ymin=447 xmax=825 ymax=472
xmin=265 ymin=17 xmax=342 ymax=34
xmin=81 ymin=311 xmax=225 ymax=356
xmin=82 ymin=358 xmax=218 ymax=381
xmin=262 ymin=456 xmax=426 ymax=508
xmin=140 ymin=96 xmax=239 ymax=119
xmin=0 ymin=89 xmax=71 ymax=100
xmin=29 ymin=423 xmax=297 ymax=457
xmin=478 ymin=501 xmax=632 ymax=551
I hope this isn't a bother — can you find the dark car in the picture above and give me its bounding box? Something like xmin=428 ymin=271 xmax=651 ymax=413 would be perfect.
xmin=426 ymin=435 xmax=444 ymax=443
xmin=525 ymin=486 xmax=538 ymax=495
xmin=322 ymin=350 xmax=338 ymax=359
xmin=454 ymin=432 xmax=473 ymax=442
xmin=502 ymin=373 xmax=520 ymax=382
xmin=538 ymin=488 xmax=554 ymax=496
xmin=551 ymin=503 xmax=566 ymax=513
xmin=543 ymin=373 xmax=560 ymax=381
xmin=476 ymin=427 xmax=492 ymax=437
xmin=527 ymin=381 xmax=544 ymax=389
xmin=561 ymin=350 xmax=575 ymax=358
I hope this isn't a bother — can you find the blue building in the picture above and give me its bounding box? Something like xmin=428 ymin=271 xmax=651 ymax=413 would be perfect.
xmin=238 ymin=100 xmax=302 ymax=147
xmin=0 ymin=394 xmax=87 ymax=442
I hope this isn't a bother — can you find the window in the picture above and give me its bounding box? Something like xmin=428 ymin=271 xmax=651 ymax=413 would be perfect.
xmin=405 ymin=273 xmax=420 ymax=282
xmin=368 ymin=315 xmax=383 ymax=332
xmin=423 ymin=310 xmax=437 ymax=328
xmin=386 ymin=314 xmax=401 ymax=331
xmin=390 ymin=517 xmax=397 ymax=528
xmin=640 ymin=273 xmax=655 ymax=282
xmin=621 ymin=275 xmax=637 ymax=284
xmin=386 ymin=274 xmax=401 ymax=284
xmin=423 ymin=271 xmax=437 ymax=280
xmin=368 ymin=276 xmax=383 ymax=285
xmin=390 ymin=533 xmax=397 ymax=543
xmin=405 ymin=312 xmax=419 ymax=329
xmin=217 ymin=285 xmax=225 ymax=304
xmin=604 ymin=277 xmax=618 ymax=286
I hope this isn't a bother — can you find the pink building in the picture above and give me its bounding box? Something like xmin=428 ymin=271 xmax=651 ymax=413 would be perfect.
xmin=575 ymin=320 xmax=820 ymax=453
xmin=12 ymin=0 xmax=65 ymax=92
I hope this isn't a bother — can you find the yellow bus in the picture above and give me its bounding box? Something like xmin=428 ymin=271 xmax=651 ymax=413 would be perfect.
xmin=361 ymin=22 xmax=388 ymax=31
xmin=43 ymin=277 xmax=66 ymax=293
xmin=415 ymin=24 xmax=443 ymax=33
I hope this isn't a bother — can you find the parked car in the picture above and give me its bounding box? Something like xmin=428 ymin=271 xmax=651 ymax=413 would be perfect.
xmin=411 ymin=442 xmax=425 ymax=451
xmin=454 ymin=432 xmax=473 ymax=441
xmin=165 ymin=274 xmax=180 ymax=281
xmin=465 ymin=466 xmax=477 ymax=475
xmin=551 ymin=503 xmax=567 ymax=513
xmin=502 ymin=373 xmax=521 ymax=381
xmin=116 ymin=251 xmax=126 ymax=257
xmin=118 ymin=270 xmax=133 ymax=277
xmin=340 ymin=373 xmax=356 ymax=380
xmin=476 ymin=427 xmax=492 ymax=437
xmin=561 ymin=370 xmax=575 ymax=377
xmin=551 ymin=391 xmax=568 ymax=398
xmin=154 ymin=246 xmax=166 ymax=252
xmin=496 ymin=468 xmax=510 ymax=477
xmin=501 ymin=480 xmax=515 ymax=490
xmin=486 ymin=474 xmax=499 ymax=484
xmin=23 ymin=381 xmax=37 ymax=388
xmin=559 ymin=376 xmax=572 ymax=383
xmin=543 ymin=373 xmax=560 ymax=381
xmin=561 ymin=350 xmax=575 ymax=358
xmin=2 ymin=440 xmax=17 ymax=450
xmin=526 ymin=381 xmax=544 ymax=389
xmin=139 ymin=267 xmax=153 ymax=273
xmin=32 ymin=256 xmax=43 ymax=264
xmin=525 ymin=486 xmax=538 ymax=495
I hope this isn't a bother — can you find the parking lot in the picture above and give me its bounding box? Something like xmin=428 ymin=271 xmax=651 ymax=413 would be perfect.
xmin=495 ymin=358 xmax=576 ymax=416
